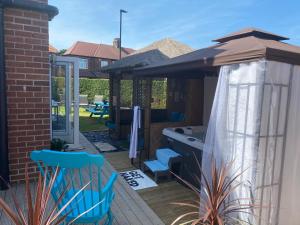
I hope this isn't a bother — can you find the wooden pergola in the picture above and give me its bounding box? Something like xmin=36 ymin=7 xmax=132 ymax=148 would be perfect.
xmin=107 ymin=68 xmax=219 ymax=164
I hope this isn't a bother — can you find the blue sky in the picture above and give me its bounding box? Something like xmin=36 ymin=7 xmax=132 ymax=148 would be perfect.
xmin=49 ymin=0 xmax=300 ymax=51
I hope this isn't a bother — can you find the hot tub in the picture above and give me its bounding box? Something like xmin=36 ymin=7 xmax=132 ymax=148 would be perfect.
xmin=162 ymin=126 xmax=206 ymax=150
xmin=162 ymin=126 xmax=206 ymax=188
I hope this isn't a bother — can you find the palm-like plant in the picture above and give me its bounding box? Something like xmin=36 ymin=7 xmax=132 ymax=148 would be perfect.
xmin=171 ymin=157 xmax=258 ymax=225
xmin=0 ymin=166 xmax=94 ymax=225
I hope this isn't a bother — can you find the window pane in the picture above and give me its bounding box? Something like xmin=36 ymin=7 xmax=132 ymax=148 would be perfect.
xmin=100 ymin=60 xmax=109 ymax=68
xmin=79 ymin=59 xmax=88 ymax=69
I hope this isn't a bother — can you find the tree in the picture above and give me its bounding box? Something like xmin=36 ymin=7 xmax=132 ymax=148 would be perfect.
xmin=58 ymin=49 xmax=67 ymax=55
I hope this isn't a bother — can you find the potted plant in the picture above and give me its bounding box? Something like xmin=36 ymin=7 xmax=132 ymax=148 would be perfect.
xmin=50 ymin=138 xmax=68 ymax=151
xmin=171 ymin=157 xmax=259 ymax=225
xmin=0 ymin=166 xmax=92 ymax=225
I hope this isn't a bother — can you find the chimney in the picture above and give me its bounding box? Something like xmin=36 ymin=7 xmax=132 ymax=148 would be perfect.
xmin=113 ymin=38 xmax=120 ymax=48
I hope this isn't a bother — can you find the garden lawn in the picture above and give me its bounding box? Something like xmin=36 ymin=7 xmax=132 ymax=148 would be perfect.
xmin=79 ymin=107 xmax=108 ymax=132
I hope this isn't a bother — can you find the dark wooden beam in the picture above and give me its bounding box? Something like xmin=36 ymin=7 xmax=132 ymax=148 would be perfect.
xmin=115 ymin=77 xmax=121 ymax=139
xmin=143 ymin=78 xmax=152 ymax=160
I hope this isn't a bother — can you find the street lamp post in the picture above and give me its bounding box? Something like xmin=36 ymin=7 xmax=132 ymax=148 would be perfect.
xmin=119 ymin=9 xmax=127 ymax=59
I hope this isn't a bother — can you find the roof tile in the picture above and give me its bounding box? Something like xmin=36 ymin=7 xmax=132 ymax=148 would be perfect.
xmin=64 ymin=41 xmax=134 ymax=60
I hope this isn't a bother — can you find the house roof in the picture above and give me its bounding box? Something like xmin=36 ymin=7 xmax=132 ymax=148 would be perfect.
xmin=103 ymin=38 xmax=193 ymax=72
xmin=49 ymin=44 xmax=58 ymax=53
xmin=135 ymin=28 xmax=300 ymax=76
xmin=64 ymin=41 xmax=135 ymax=60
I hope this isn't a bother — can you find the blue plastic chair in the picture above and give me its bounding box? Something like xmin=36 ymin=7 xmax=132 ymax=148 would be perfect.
xmin=30 ymin=150 xmax=117 ymax=225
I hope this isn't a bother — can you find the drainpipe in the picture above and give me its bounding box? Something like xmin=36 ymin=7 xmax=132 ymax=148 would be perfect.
xmin=0 ymin=5 xmax=9 ymax=190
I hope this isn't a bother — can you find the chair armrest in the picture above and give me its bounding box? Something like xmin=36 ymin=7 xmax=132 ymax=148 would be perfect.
xmin=102 ymin=172 xmax=118 ymax=197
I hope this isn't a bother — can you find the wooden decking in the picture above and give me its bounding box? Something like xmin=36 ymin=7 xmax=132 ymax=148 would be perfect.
xmin=0 ymin=134 xmax=164 ymax=225
xmin=104 ymin=151 xmax=196 ymax=225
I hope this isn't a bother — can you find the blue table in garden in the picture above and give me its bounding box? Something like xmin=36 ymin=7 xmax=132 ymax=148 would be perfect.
xmin=87 ymin=101 xmax=110 ymax=118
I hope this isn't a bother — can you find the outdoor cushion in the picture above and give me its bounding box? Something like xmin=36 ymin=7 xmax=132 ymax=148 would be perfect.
xmin=144 ymin=160 xmax=169 ymax=172
xmin=170 ymin=112 xmax=185 ymax=122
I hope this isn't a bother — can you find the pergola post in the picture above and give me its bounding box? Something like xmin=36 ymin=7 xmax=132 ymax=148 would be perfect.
xmin=132 ymin=77 xmax=138 ymax=106
xmin=143 ymin=78 xmax=152 ymax=160
xmin=108 ymin=74 xmax=114 ymax=139
xmin=115 ymin=76 xmax=121 ymax=139
xmin=109 ymin=74 xmax=121 ymax=139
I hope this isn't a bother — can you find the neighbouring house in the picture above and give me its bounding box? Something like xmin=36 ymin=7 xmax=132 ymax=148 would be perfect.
xmin=49 ymin=44 xmax=58 ymax=54
xmin=64 ymin=39 xmax=135 ymax=78
xmin=106 ymin=27 xmax=300 ymax=225
xmin=0 ymin=0 xmax=58 ymax=187
xmin=102 ymin=38 xmax=194 ymax=146
xmin=104 ymin=38 xmax=193 ymax=72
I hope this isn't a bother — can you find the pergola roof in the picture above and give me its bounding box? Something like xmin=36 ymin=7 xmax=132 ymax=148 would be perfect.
xmin=213 ymin=27 xmax=289 ymax=43
xmin=103 ymin=38 xmax=193 ymax=72
xmin=135 ymin=28 xmax=300 ymax=76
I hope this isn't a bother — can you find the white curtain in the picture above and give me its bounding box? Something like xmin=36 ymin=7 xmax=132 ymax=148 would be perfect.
xmin=129 ymin=106 xmax=141 ymax=159
xmin=203 ymin=60 xmax=296 ymax=224
xmin=203 ymin=60 xmax=266 ymax=224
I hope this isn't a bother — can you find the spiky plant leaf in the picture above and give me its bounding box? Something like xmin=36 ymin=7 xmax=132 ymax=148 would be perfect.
xmin=171 ymin=154 xmax=261 ymax=225
xmin=0 ymin=165 xmax=100 ymax=225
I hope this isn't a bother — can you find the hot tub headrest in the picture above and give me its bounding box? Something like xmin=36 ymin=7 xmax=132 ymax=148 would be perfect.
xmin=174 ymin=128 xmax=184 ymax=134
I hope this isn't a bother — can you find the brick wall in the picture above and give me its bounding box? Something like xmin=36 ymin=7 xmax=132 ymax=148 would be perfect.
xmin=4 ymin=2 xmax=51 ymax=182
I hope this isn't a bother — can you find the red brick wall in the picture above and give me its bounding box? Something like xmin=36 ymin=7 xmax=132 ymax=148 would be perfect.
xmin=4 ymin=4 xmax=50 ymax=182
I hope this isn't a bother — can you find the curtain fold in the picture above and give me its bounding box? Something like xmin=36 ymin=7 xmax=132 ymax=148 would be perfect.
xmin=203 ymin=60 xmax=296 ymax=224
xmin=129 ymin=106 xmax=141 ymax=159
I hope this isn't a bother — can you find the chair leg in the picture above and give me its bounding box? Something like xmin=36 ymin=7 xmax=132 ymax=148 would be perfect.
xmin=168 ymin=172 xmax=172 ymax=180
xmin=142 ymin=163 xmax=146 ymax=172
xmin=155 ymin=173 xmax=158 ymax=183
xmin=104 ymin=209 xmax=113 ymax=225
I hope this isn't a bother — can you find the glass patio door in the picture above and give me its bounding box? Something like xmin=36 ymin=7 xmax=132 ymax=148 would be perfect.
xmin=51 ymin=56 xmax=80 ymax=146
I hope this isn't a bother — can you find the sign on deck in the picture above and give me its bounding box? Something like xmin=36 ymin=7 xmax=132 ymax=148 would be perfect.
xmin=120 ymin=169 xmax=157 ymax=190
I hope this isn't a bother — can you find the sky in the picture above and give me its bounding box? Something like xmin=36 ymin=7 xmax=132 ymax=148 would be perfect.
xmin=49 ymin=0 xmax=300 ymax=51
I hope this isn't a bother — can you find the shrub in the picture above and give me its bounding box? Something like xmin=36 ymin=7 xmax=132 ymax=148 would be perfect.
xmin=50 ymin=138 xmax=68 ymax=151
xmin=152 ymin=79 xmax=167 ymax=109
xmin=52 ymin=77 xmax=167 ymax=108
xmin=120 ymin=80 xmax=133 ymax=107
xmin=79 ymin=78 xmax=109 ymax=103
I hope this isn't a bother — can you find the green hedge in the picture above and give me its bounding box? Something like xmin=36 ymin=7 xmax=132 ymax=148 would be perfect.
xmin=120 ymin=80 xmax=133 ymax=107
xmin=79 ymin=78 xmax=109 ymax=102
xmin=152 ymin=80 xmax=167 ymax=109
xmin=52 ymin=78 xmax=167 ymax=108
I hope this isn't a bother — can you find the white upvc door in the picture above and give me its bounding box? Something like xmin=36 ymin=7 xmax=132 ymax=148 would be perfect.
xmin=51 ymin=56 xmax=80 ymax=147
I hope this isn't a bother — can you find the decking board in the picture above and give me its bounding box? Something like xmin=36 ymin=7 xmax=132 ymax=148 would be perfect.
xmin=104 ymin=151 xmax=196 ymax=225
xmin=0 ymin=133 xmax=164 ymax=225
